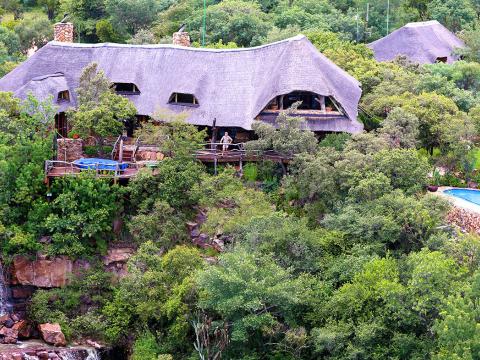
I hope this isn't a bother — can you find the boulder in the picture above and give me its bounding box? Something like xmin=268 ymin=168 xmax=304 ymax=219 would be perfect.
xmin=13 ymin=319 xmax=32 ymax=339
xmin=38 ymin=323 xmax=66 ymax=347
xmin=0 ymin=326 xmax=18 ymax=344
xmin=102 ymin=248 xmax=134 ymax=266
xmin=37 ymin=351 xmax=49 ymax=360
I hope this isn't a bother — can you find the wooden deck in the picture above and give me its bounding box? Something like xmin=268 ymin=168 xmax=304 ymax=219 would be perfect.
xmin=45 ymin=145 xmax=291 ymax=181
xmin=45 ymin=160 xmax=142 ymax=183
xmin=195 ymin=150 xmax=290 ymax=163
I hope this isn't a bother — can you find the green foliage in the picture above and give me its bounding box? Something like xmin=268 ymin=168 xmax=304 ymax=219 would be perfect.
xmin=197 ymin=248 xmax=311 ymax=357
xmin=29 ymin=268 xmax=113 ymax=341
xmin=128 ymin=200 xmax=188 ymax=248
xmin=104 ymin=243 xmax=204 ymax=354
xmin=13 ymin=16 xmax=52 ymax=54
xmin=187 ymin=0 xmax=272 ymax=46
xmin=246 ymin=106 xmax=317 ymax=156
xmin=242 ymin=163 xmax=258 ymax=182
xmin=68 ymin=62 xmax=137 ymax=154
xmin=323 ymin=190 xmax=450 ymax=254
xmin=135 ymin=110 xmax=206 ymax=159
xmin=45 ymin=174 xmax=123 ymax=257
xmin=319 ymin=133 xmax=351 ymax=151
xmin=201 ymin=184 xmax=273 ymax=236
xmin=95 ymin=19 xmax=119 ymax=42
xmin=373 ymin=148 xmax=431 ymax=195
xmin=128 ymin=157 xmax=204 ymax=211
xmin=0 ymin=93 xmax=55 ymax=255
xmin=132 ymin=331 xmax=160 ymax=360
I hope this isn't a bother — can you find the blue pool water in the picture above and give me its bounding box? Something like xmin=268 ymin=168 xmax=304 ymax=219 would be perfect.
xmin=73 ymin=158 xmax=128 ymax=171
xmin=444 ymin=188 xmax=480 ymax=206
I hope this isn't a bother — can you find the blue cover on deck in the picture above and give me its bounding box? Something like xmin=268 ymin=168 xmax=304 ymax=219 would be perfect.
xmin=73 ymin=158 xmax=128 ymax=171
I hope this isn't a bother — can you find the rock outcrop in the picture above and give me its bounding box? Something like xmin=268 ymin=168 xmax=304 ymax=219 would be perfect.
xmin=10 ymin=256 xmax=89 ymax=288
xmin=102 ymin=247 xmax=135 ymax=279
xmin=0 ymin=313 xmax=33 ymax=344
xmin=38 ymin=323 xmax=67 ymax=347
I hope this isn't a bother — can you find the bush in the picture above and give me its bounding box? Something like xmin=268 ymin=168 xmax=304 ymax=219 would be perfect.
xmin=242 ymin=163 xmax=258 ymax=182
xmin=439 ymin=173 xmax=466 ymax=187
xmin=44 ymin=174 xmax=124 ymax=257
xmin=132 ymin=331 xmax=160 ymax=360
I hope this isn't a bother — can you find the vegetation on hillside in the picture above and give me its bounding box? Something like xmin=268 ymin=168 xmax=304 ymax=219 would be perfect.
xmin=2 ymin=0 xmax=480 ymax=359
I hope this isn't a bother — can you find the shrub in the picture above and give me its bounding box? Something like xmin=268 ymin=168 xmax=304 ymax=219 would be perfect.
xmin=242 ymin=163 xmax=258 ymax=182
xmin=44 ymin=174 xmax=123 ymax=257
xmin=132 ymin=331 xmax=160 ymax=360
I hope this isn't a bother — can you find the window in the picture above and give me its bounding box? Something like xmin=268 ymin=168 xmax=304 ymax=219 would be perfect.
xmin=263 ymin=91 xmax=339 ymax=112
xmin=57 ymin=90 xmax=70 ymax=102
xmin=113 ymin=83 xmax=140 ymax=95
xmin=168 ymin=92 xmax=199 ymax=106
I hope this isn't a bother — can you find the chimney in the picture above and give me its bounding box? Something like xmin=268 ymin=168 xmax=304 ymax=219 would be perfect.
xmin=172 ymin=32 xmax=191 ymax=47
xmin=54 ymin=23 xmax=74 ymax=43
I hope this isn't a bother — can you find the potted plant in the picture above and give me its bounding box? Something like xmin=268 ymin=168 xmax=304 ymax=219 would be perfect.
xmin=427 ymin=168 xmax=441 ymax=192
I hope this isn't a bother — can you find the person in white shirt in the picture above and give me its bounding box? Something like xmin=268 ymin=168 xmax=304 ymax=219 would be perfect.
xmin=219 ymin=132 xmax=233 ymax=154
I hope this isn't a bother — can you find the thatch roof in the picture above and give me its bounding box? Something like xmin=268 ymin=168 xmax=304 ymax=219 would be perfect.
xmin=368 ymin=21 xmax=465 ymax=64
xmin=0 ymin=35 xmax=363 ymax=132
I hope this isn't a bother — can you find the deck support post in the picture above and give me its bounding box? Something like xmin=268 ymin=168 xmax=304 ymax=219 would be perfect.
xmin=214 ymin=156 xmax=218 ymax=176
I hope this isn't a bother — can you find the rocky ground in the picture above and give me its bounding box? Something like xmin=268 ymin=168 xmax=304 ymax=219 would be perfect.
xmin=446 ymin=207 xmax=480 ymax=234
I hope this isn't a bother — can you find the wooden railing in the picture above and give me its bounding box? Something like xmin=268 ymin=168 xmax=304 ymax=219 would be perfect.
xmin=111 ymin=135 xmax=122 ymax=160
xmin=45 ymin=160 xmax=141 ymax=181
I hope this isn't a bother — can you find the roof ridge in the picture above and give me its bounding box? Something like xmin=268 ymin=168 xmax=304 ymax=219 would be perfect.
xmin=48 ymin=34 xmax=308 ymax=53
xmin=404 ymin=20 xmax=441 ymax=28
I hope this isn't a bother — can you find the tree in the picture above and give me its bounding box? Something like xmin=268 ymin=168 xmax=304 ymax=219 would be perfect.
xmin=44 ymin=174 xmax=123 ymax=256
xmin=104 ymin=243 xmax=204 ymax=355
xmin=60 ymin=0 xmax=107 ymax=41
xmin=105 ymin=0 xmax=160 ymax=36
xmin=187 ymin=0 xmax=272 ymax=47
xmin=0 ymin=0 xmax=22 ymax=19
xmin=14 ymin=16 xmax=52 ymax=54
xmin=134 ymin=109 xmax=206 ymax=159
xmin=128 ymin=157 xmax=204 ymax=211
xmin=95 ymin=19 xmax=120 ymax=42
xmin=379 ymin=107 xmax=419 ymax=149
xmin=197 ymin=248 xmax=311 ymax=358
xmin=68 ymin=63 xmax=137 ymax=155
xmin=246 ymin=106 xmax=318 ymax=157
xmin=0 ymin=93 xmax=56 ymax=254
xmin=373 ymin=148 xmax=430 ymax=194
xmin=38 ymin=0 xmax=60 ymax=20
xmin=428 ymin=0 xmax=476 ymax=32
xmin=128 ymin=200 xmax=189 ymax=248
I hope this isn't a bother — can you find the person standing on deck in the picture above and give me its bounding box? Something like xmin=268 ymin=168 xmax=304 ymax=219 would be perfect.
xmin=220 ymin=132 xmax=233 ymax=154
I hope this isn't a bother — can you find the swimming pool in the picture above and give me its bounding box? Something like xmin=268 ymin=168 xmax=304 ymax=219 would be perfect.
xmin=444 ymin=188 xmax=480 ymax=206
xmin=73 ymin=158 xmax=128 ymax=171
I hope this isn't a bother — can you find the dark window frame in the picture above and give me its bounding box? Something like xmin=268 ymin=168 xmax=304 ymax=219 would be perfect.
xmin=168 ymin=92 xmax=199 ymax=107
xmin=112 ymin=83 xmax=141 ymax=95
xmin=57 ymin=90 xmax=70 ymax=102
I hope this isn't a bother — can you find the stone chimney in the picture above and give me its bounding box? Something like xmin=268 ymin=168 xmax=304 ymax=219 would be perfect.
xmin=172 ymin=32 xmax=191 ymax=47
xmin=54 ymin=23 xmax=74 ymax=43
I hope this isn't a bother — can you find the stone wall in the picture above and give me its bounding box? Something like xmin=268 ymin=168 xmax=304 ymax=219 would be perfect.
xmin=57 ymin=138 xmax=83 ymax=162
xmin=53 ymin=23 xmax=74 ymax=43
xmin=172 ymin=31 xmax=191 ymax=47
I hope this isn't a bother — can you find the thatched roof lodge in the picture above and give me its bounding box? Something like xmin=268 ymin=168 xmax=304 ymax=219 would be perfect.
xmin=0 ymin=24 xmax=363 ymax=137
xmin=368 ymin=20 xmax=465 ymax=64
